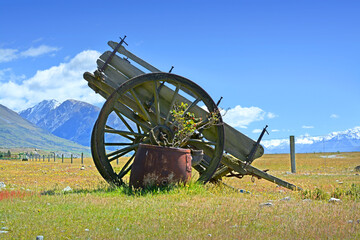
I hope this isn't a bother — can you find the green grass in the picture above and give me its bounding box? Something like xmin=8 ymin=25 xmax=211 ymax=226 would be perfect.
xmin=0 ymin=153 xmax=360 ymax=239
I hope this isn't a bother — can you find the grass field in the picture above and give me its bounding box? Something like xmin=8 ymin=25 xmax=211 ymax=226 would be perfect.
xmin=0 ymin=152 xmax=359 ymax=239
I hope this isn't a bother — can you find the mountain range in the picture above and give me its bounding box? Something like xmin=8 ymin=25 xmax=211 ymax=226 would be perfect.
xmin=0 ymin=103 xmax=89 ymax=153
xmin=20 ymin=99 xmax=100 ymax=146
xmin=19 ymin=99 xmax=127 ymax=147
xmin=263 ymin=127 xmax=360 ymax=154
xmin=3 ymin=98 xmax=359 ymax=154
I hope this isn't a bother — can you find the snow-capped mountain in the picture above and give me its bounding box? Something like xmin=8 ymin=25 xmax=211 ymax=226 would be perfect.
xmin=20 ymin=99 xmax=126 ymax=147
xmin=19 ymin=99 xmax=61 ymax=124
xmin=0 ymin=103 xmax=89 ymax=153
xmin=263 ymin=127 xmax=360 ymax=153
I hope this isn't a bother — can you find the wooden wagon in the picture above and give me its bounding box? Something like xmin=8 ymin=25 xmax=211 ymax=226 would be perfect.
xmin=83 ymin=36 xmax=300 ymax=190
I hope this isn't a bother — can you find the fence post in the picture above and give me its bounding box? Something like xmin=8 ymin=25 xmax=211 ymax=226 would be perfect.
xmin=43 ymin=155 xmax=45 ymax=162
xmin=290 ymin=135 xmax=296 ymax=173
xmin=54 ymin=153 xmax=56 ymax=162
xmin=48 ymin=154 xmax=50 ymax=162
xmin=62 ymin=154 xmax=64 ymax=163
xmin=71 ymin=154 xmax=73 ymax=164
xmin=81 ymin=153 xmax=84 ymax=165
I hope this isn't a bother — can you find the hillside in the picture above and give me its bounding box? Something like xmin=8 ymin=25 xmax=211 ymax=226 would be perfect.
xmin=0 ymin=104 xmax=89 ymax=153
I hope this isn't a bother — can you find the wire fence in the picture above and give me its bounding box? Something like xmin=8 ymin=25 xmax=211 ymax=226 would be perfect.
xmin=0 ymin=153 xmax=85 ymax=164
xmin=0 ymin=153 xmax=128 ymax=165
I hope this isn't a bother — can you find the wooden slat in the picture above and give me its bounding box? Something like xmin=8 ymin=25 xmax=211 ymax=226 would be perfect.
xmin=83 ymin=72 xmax=114 ymax=98
xmin=99 ymin=51 xmax=144 ymax=79
xmin=108 ymin=41 xmax=161 ymax=73
xmin=97 ymin=59 xmax=129 ymax=87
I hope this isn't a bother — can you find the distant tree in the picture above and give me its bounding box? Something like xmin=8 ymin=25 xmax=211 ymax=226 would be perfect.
xmin=7 ymin=150 xmax=11 ymax=158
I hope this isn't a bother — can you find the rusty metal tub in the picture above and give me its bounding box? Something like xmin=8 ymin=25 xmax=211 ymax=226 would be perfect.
xmin=129 ymin=144 xmax=192 ymax=188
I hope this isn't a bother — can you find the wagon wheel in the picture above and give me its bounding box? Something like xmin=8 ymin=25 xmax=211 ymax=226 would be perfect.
xmin=91 ymin=72 xmax=225 ymax=186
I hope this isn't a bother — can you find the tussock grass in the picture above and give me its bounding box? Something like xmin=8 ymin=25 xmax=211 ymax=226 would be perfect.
xmin=0 ymin=153 xmax=359 ymax=239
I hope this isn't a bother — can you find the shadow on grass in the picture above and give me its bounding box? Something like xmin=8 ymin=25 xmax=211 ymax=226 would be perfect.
xmin=40 ymin=181 xmax=205 ymax=197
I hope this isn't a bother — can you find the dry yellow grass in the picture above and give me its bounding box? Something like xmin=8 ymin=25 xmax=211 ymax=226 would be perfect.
xmin=0 ymin=152 xmax=359 ymax=239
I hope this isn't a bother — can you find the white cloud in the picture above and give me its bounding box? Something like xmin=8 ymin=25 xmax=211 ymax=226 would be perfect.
xmin=267 ymin=112 xmax=277 ymax=119
xmin=302 ymin=125 xmax=314 ymax=129
xmin=252 ymin=129 xmax=262 ymax=133
xmin=0 ymin=48 xmax=19 ymax=63
xmin=0 ymin=68 xmax=26 ymax=83
xmin=271 ymin=129 xmax=279 ymax=132
xmin=262 ymin=138 xmax=289 ymax=149
xmin=20 ymin=45 xmax=60 ymax=57
xmin=330 ymin=114 xmax=339 ymax=119
xmin=0 ymin=45 xmax=59 ymax=63
xmin=296 ymin=137 xmax=314 ymax=144
xmin=222 ymin=105 xmax=266 ymax=128
xmin=0 ymin=50 xmax=103 ymax=111
xmin=32 ymin=38 xmax=43 ymax=43
xmin=221 ymin=105 xmax=277 ymax=129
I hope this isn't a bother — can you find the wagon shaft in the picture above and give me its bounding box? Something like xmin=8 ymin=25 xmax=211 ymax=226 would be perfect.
xmin=84 ymin=39 xmax=300 ymax=190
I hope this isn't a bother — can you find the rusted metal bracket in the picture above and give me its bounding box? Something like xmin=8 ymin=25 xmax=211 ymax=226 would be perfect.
xmin=216 ymin=96 xmax=223 ymax=107
xmin=146 ymin=66 xmax=174 ymax=110
xmin=245 ymin=125 xmax=269 ymax=166
xmin=225 ymin=171 xmax=244 ymax=179
xmin=99 ymin=35 xmax=128 ymax=73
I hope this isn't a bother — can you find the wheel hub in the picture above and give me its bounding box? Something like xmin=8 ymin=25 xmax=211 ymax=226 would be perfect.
xmin=149 ymin=125 xmax=174 ymax=146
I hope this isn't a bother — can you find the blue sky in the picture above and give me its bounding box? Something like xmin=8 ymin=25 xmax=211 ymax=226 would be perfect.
xmin=0 ymin=0 xmax=359 ymax=144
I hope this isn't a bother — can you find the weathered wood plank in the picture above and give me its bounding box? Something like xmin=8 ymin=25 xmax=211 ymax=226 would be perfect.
xmin=108 ymin=41 xmax=161 ymax=73
xmin=99 ymin=51 xmax=144 ymax=79
xmin=97 ymin=58 xmax=129 ymax=86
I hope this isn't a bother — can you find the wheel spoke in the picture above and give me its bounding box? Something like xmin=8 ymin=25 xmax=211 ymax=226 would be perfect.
xmin=182 ymin=97 xmax=201 ymax=117
xmin=108 ymin=149 xmax=134 ymax=162
xmin=104 ymin=142 xmax=132 ymax=146
xmin=137 ymin=124 xmax=142 ymax=134
xmin=118 ymin=164 xmax=132 ymax=179
xmin=118 ymin=154 xmax=135 ymax=178
xmin=114 ymin=110 xmax=134 ymax=133
xmin=165 ymin=84 xmax=180 ymax=124
xmin=106 ymin=143 xmax=139 ymax=159
xmin=187 ymin=139 xmax=217 ymax=146
xmin=130 ymin=89 xmax=152 ymax=122
xmin=113 ymin=101 xmax=151 ymax=131
xmin=104 ymin=128 xmax=148 ymax=138
xmin=153 ymin=80 xmax=161 ymax=124
xmin=104 ymin=125 xmax=134 ymax=141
